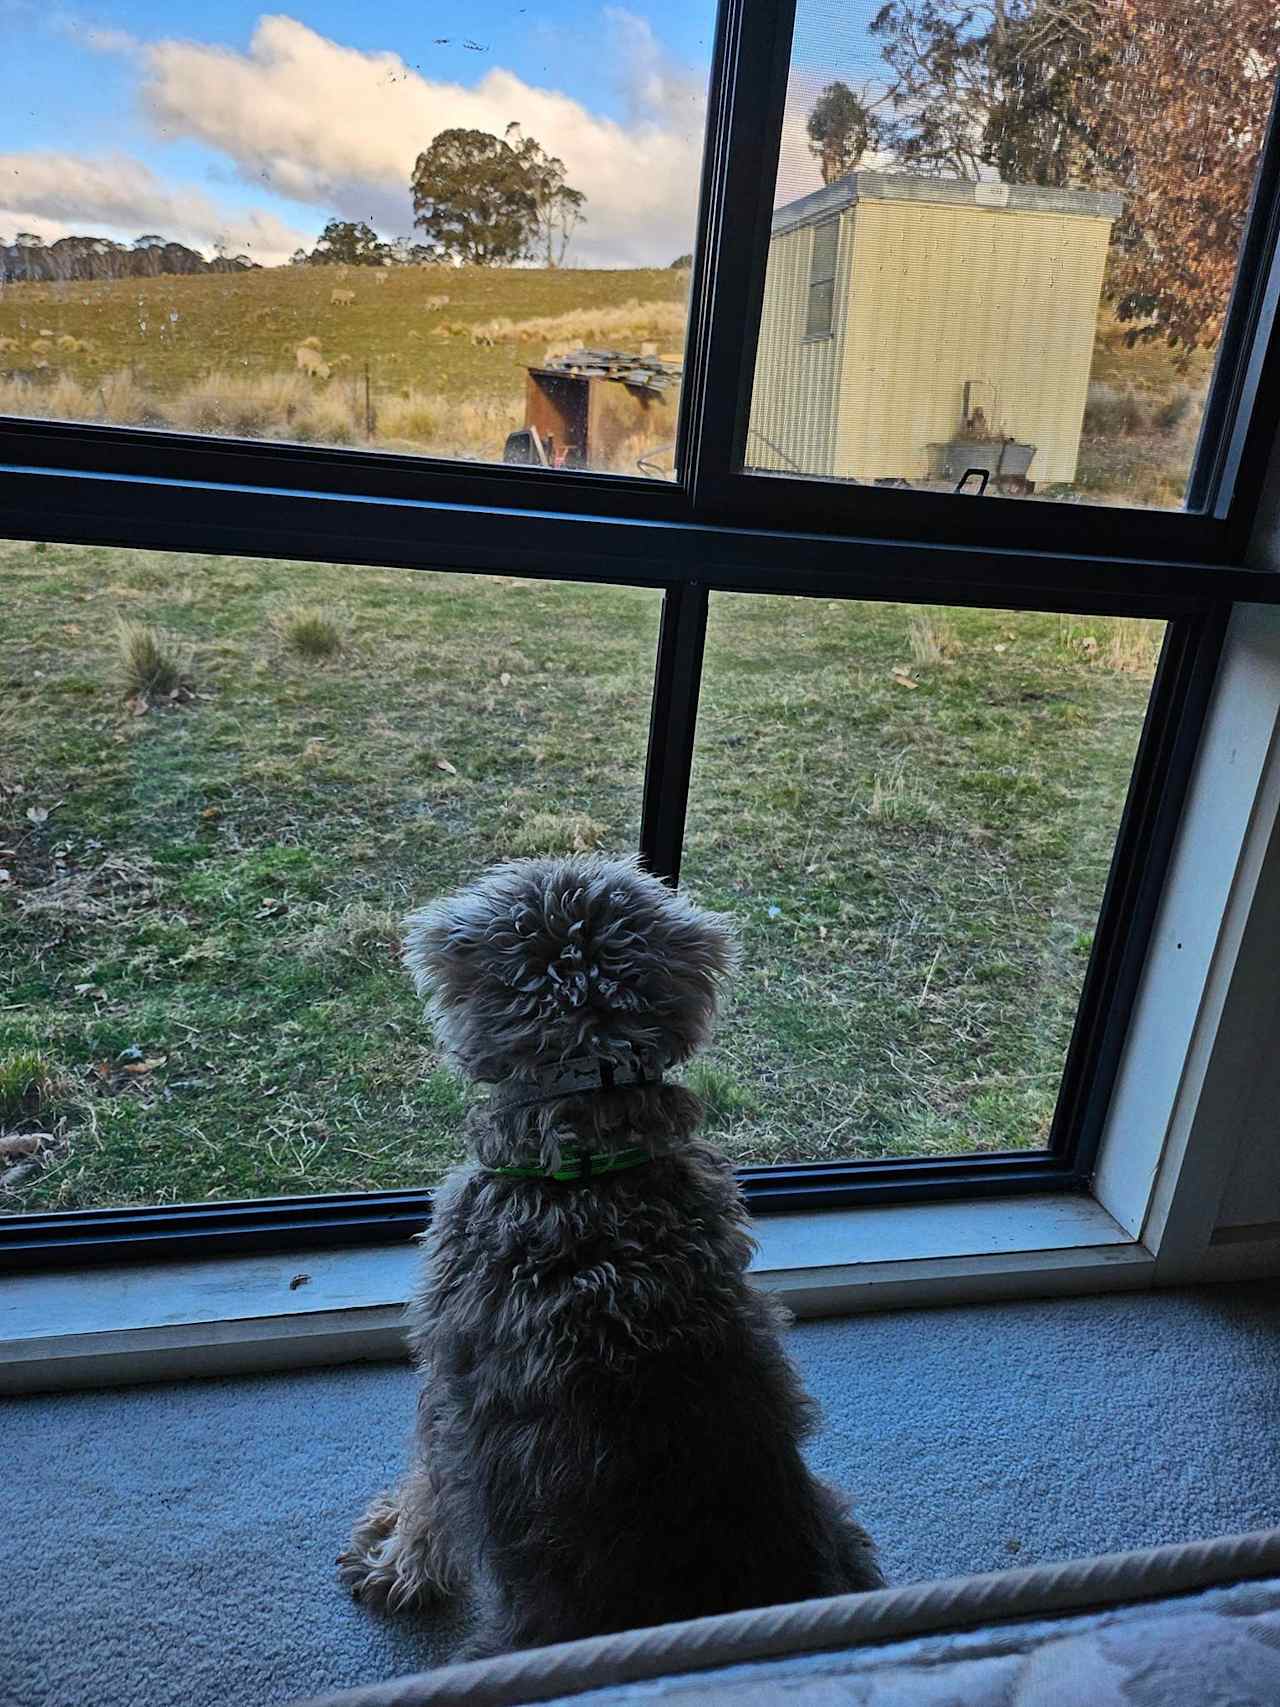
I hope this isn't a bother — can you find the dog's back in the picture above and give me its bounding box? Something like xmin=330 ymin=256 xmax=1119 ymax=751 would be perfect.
xmin=418 ymin=1143 xmax=882 ymax=1654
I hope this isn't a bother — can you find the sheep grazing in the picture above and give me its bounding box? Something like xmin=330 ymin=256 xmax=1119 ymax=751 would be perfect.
xmin=299 ymin=336 xmax=323 ymax=350
xmin=296 ymin=345 xmax=331 ymax=379
xmin=422 ymin=294 xmax=451 ymax=312
xmin=330 ymin=289 xmax=356 ymax=307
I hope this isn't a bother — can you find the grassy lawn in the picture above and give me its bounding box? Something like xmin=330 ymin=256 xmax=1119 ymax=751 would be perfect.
xmin=0 ymin=539 xmax=1159 ymax=1211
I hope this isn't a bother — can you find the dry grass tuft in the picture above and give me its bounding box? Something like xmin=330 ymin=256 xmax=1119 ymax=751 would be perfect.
xmin=0 ymin=1049 xmax=60 ymax=1131
xmin=908 ymin=610 xmax=959 ymax=665
xmin=471 ymin=298 xmax=686 ymax=349
xmin=115 ymin=619 xmax=189 ymax=702
xmin=274 ymin=602 xmax=348 ymax=659
xmin=504 ymin=810 xmax=610 ymax=857
xmin=299 ymin=901 xmax=401 ymax=966
xmin=1105 ymin=619 xmax=1164 ymax=674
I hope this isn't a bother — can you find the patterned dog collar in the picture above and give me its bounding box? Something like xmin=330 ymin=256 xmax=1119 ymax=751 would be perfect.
xmin=486 ymin=1146 xmax=654 ymax=1183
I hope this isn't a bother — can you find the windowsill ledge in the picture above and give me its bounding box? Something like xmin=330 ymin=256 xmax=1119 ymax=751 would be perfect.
xmin=0 ymin=1192 xmax=1149 ymax=1395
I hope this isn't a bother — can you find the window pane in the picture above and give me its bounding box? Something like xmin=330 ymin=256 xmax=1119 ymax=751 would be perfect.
xmin=0 ymin=4 xmax=712 ymax=475
xmin=806 ymin=277 xmax=837 ymax=340
xmin=0 ymin=539 xmax=660 ymax=1211
xmin=747 ymin=0 xmax=1280 ymax=509
xmin=679 ymin=594 xmax=1161 ymax=1163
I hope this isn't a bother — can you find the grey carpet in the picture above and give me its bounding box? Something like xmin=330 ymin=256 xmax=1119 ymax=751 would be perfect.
xmin=6 ymin=1281 xmax=1280 ymax=1707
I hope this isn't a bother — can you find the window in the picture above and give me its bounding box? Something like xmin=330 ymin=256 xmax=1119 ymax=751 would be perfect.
xmin=2 ymin=0 xmax=1280 ymax=1269
xmin=0 ymin=4 xmax=711 ymax=476
xmin=0 ymin=540 xmax=661 ymax=1213
xmin=805 ymin=220 xmax=839 ymax=340
xmin=682 ymin=596 xmax=1162 ymax=1166
xmin=739 ymin=0 xmax=1280 ymax=516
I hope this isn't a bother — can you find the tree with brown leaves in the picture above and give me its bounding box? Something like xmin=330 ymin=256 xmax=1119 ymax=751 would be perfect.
xmin=1079 ymin=0 xmax=1280 ymax=352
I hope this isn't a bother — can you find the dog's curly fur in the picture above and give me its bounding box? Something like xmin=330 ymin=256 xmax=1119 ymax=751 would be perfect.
xmin=338 ymin=852 xmax=883 ymax=1658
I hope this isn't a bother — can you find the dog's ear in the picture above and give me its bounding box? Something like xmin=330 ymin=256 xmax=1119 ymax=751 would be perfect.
xmin=403 ymin=855 xmax=738 ymax=1082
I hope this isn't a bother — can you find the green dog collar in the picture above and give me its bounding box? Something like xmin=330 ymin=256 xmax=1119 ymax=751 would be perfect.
xmin=487 ymin=1146 xmax=654 ymax=1183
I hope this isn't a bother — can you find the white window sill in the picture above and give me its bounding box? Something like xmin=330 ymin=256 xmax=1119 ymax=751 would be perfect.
xmin=0 ymin=1192 xmax=1148 ymax=1395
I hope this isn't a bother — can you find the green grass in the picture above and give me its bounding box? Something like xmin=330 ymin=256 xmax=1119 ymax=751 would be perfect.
xmin=0 ymin=264 xmax=689 ymax=463
xmin=0 ymin=263 xmax=1208 ymax=499
xmin=0 ymin=540 xmax=1160 ymax=1211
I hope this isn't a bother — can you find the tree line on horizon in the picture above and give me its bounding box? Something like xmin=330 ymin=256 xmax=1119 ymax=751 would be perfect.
xmin=0 ymin=232 xmax=258 ymax=285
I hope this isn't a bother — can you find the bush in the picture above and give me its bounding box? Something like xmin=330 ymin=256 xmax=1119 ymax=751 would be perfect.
xmin=0 ymin=1050 xmax=57 ymax=1129
xmin=275 ymin=602 xmax=347 ymax=659
xmin=115 ymin=619 xmax=188 ymax=702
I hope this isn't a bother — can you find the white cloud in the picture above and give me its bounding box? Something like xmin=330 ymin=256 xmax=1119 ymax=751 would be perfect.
xmin=0 ymin=151 xmax=310 ymax=262
xmin=135 ymin=13 xmax=706 ymax=266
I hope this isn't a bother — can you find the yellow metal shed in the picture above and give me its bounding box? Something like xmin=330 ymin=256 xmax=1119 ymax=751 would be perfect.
xmin=749 ymin=172 xmax=1122 ymax=490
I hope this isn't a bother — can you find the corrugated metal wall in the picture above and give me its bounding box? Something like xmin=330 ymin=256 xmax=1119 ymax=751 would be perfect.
xmin=747 ymin=215 xmax=851 ymax=476
xmin=835 ymin=202 xmax=1111 ymax=486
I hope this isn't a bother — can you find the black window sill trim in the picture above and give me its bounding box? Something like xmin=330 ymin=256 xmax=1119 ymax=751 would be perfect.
xmin=0 ymin=1154 xmax=1080 ymax=1271
xmin=3 ymin=455 xmax=1277 ymax=613
xmin=3 ymin=411 xmax=1280 ymax=575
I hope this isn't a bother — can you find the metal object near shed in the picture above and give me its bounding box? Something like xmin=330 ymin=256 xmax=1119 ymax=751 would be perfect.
xmin=504 ymin=348 xmax=681 ymax=472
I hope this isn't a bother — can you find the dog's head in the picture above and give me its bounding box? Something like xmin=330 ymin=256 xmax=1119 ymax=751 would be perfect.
xmin=403 ymin=853 xmax=737 ymax=1085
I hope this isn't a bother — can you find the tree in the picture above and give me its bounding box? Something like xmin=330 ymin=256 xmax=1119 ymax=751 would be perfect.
xmin=1077 ymin=0 xmax=1280 ymax=351
xmin=806 ymin=82 xmax=880 ymax=185
xmin=868 ymin=0 xmax=1101 ymax=184
xmin=505 ymin=124 xmax=586 ymax=266
xmin=411 ymin=127 xmax=579 ymax=265
xmin=294 ymin=219 xmax=390 ymax=267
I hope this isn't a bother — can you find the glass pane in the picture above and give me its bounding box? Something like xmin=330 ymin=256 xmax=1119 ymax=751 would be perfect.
xmin=0 ymin=4 xmax=712 ymax=475
xmin=0 ymin=539 xmax=660 ymax=1211
xmin=678 ymin=593 xmax=1161 ymax=1164
xmin=747 ymin=1 xmax=1280 ymax=509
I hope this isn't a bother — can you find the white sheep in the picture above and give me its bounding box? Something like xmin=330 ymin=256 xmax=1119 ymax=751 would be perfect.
xmin=330 ymin=289 xmax=355 ymax=307
xmin=295 ymin=345 xmax=331 ymax=378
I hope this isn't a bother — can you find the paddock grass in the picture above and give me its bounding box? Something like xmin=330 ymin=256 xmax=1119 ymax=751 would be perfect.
xmin=0 ymin=265 xmax=1212 ymax=497
xmin=0 ymin=539 xmax=1159 ymax=1210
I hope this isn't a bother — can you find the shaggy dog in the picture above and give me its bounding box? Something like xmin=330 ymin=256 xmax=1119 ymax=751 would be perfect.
xmin=338 ymin=852 xmax=883 ymax=1658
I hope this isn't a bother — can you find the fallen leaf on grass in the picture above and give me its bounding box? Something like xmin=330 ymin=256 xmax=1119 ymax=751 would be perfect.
xmin=0 ymin=869 xmax=10 ymax=885
xmin=25 ymin=805 xmax=49 ymax=824
xmin=257 ymin=898 xmax=288 ymax=919
xmin=890 ymin=668 xmax=920 ymax=689
xmin=436 ymin=758 xmax=458 ymax=775
xmin=1 ymin=1160 xmax=40 ymax=1191
xmin=499 ymin=671 xmax=511 ymax=687
xmin=122 ymin=1057 xmax=166 ymax=1076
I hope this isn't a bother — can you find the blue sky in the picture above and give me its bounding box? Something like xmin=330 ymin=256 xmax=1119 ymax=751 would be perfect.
xmin=0 ymin=0 xmax=884 ymax=264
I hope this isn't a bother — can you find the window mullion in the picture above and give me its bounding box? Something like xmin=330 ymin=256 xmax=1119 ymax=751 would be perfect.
xmin=680 ymin=0 xmax=796 ymax=512
xmin=640 ymin=581 xmax=710 ymax=885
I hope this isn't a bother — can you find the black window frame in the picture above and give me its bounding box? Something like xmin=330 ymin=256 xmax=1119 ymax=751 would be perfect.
xmin=2 ymin=0 xmax=1280 ymax=1270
